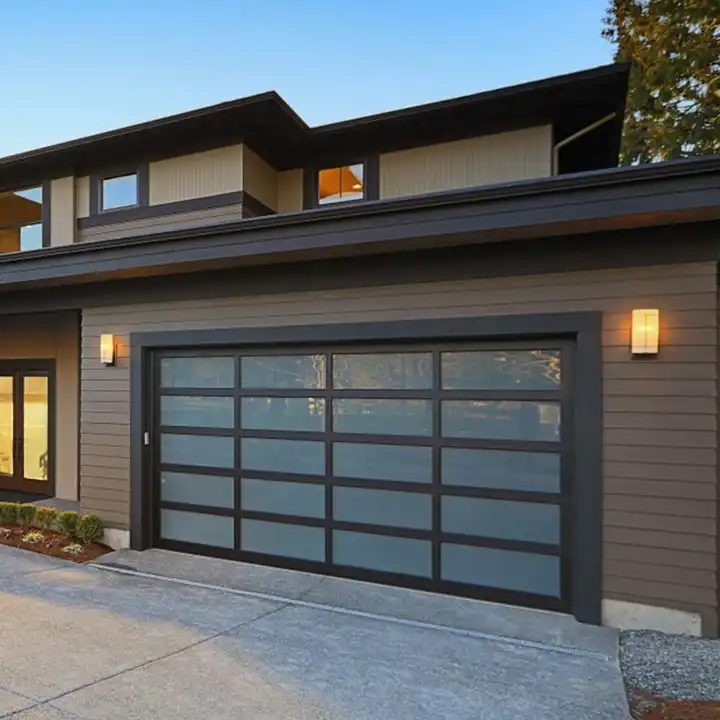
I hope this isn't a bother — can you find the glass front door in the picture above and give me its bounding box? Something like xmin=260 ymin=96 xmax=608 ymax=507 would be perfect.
xmin=0 ymin=362 xmax=53 ymax=496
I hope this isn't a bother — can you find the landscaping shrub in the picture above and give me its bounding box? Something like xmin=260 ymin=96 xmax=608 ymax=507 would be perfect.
xmin=0 ymin=502 xmax=18 ymax=525
xmin=16 ymin=504 xmax=37 ymax=528
xmin=61 ymin=543 xmax=84 ymax=557
xmin=57 ymin=511 xmax=80 ymax=540
xmin=77 ymin=514 xmax=104 ymax=545
xmin=21 ymin=531 xmax=44 ymax=545
xmin=35 ymin=507 xmax=57 ymax=530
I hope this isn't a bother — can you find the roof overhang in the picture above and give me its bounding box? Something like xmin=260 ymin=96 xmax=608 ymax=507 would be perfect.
xmin=0 ymin=63 xmax=630 ymax=190
xmin=0 ymin=154 xmax=718 ymax=293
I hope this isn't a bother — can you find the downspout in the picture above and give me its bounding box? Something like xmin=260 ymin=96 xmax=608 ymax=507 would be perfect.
xmin=551 ymin=112 xmax=617 ymax=175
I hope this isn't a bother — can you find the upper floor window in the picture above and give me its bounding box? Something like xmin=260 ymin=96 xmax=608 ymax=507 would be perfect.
xmin=101 ymin=173 xmax=138 ymax=211
xmin=318 ymin=163 xmax=365 ymax=205
xmin=0 ymin=186 xmax=43 ymax=254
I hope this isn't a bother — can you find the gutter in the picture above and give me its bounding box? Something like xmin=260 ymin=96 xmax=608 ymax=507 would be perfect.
xmin=551 ymin=113 xmax=618 ymax=175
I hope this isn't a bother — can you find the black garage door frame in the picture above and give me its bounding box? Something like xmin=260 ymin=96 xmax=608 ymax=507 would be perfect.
xmin=129 ymin=312 xmax=602 ymax=624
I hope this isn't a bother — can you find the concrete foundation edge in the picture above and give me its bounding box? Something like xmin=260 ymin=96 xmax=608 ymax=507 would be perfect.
xmin=103 ymin=528 xmax=130 ymax=550
xmin=602 ymin=598 xmax=702 ymax=636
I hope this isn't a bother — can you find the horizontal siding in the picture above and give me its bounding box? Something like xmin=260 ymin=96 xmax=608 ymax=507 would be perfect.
xmin=76 ymin=203 xmax=245 ymax=243
xmin=80 ymin=260 xmax=718 ymax=626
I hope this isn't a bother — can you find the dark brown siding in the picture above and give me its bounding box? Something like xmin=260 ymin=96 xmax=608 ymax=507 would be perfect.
xmin=80 ymin=260 xmax=718 ymax=632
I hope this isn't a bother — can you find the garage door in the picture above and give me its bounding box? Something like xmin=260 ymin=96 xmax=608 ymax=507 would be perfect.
xmin=152 ymin=342 xmax=571 ymax=611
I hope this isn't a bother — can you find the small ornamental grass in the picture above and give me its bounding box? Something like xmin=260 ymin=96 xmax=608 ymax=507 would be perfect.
xmin=62 ymin=543 xmax=85 ymax=557
xmin=21 ymin=530 xmax=44 ymax=545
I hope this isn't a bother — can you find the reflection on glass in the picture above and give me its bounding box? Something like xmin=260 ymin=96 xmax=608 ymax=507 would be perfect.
xmin=161 ymin=396 xmax=235 ymax=428
xmin=161 ymin=434 xmax=235 ymax=468
xmin=333 ymin=443 xmax=432 ymax=483
xmin=161 ymin=357 xmax=235 ymax=388
xmin=333 ymin=398 xmax=432 ymax=436
xmin=0 ymin=377 xmax=12 ymax=476
xmin=241 ymin=397 xmax=325 ymax=432
xmin=241 ymin=355 xmax=326 ymax=389
xmin=441 ymin=401 xmax=561 ymax=442
xmin=0 ymin=187 xmax=42 ymax=255
xmin=241 ymin=438 xmax=325 ymax=475
xmin=20 ymin=224 xmax=43 ymax=251
xmin=318 ymin=164 xmax=365 ymax=204
xmin=102 ymin=174 xmax=138 ymax=210
xmin=333 ymin=353 xmax=433 ymax=390
xmin=24 ymin=377 xmax=49 ymax=481
xmin=442 ymin=350 xmax=561 ymax=390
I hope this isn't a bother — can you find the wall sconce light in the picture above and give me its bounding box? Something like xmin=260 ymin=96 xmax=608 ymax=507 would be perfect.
xmin=100 ymin=334 xmax=116 ymax=366
xmin=631 ymin=309 xmax=660 ymax=356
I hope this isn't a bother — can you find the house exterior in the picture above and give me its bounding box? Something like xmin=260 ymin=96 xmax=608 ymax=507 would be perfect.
xmin=2 ymin=61 xmax=720 ymax=636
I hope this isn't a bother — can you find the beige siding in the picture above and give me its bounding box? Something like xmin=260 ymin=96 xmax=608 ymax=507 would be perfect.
xmin=380 ymin=125 xmax=553 ymax=199
xmin=76 ymin=176 xmax=90 ymax=218
xmin=76 ymin=203 xmax=244 ymax=243
xmin=50 ymin=177 xmax=76 ymax=246
xmin=1 ymin=312 xmax=79 ymax=501
xmin=80 ymin=261 xmax=718 ymax=633
xmin=277 ymin=169 xmax=303 ymax=213
xmin=149 ymin=145 xmax=243 ymax=205
xmin=242 ymin=146 xmax=278 ymax=210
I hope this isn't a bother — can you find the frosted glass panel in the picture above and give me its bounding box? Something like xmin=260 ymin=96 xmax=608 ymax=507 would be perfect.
xmin=333 ymin=399 xmax=432 ymax=436
xmin=442 ymin=496 xmax=560 ymax=544
xmin=23 ymin=377 xmax=49 ymax=481
xmin=161 ymin=434 xmax=235 ymax=468
xmin=442 ymin=448 xmax=560 ymax=493
xmin=161 ymin=357 xmax=235 ymax=388
xmin=334 ymin=531 xmax=431 ymax=577
xmin=160 ymin=509 xmax=234 ymax=548
xmin=333 ymin=353 xmax=433 ymax=389
xmin=333 ymin=443 xmax=432 ymax=484
xmin=241 ymin=478 xmax=325 ymax=518
xmin=0 ymin=377 xmax=12 ymax=476
xmin=334 ymin=487 xmax=431 ymax=530
xmin=241 ymin=438 xmax=325 ymax=475
xmin=442 ymin=544 xmax=560 ymax=596
xmin=160 ymin=472 xmax=234 ymax=508
xmin=241 ymin=355 xmax=326 ymax=389
xmin=442 ymin=350 xmax=561 ymax=390
xmin=241 ymin=519 xmax=325 ymax=561
xmin=241 ymin=397 xmax=325 ymax=432
xmin=442 ymin=401 xmax=560 ymax=441
xmin=161 ymin=396 xmax=234 ymax=428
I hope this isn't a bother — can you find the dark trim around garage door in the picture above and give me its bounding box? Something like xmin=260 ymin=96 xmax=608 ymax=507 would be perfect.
xmin=129 ymin=311 xmax=602 ymax=624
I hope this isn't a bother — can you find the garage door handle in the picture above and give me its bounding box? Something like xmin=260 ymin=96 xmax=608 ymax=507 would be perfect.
xmin=143 ymin=432 xmax=150 ymax=446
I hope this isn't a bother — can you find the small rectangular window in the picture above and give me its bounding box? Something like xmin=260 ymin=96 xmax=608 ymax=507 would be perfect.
xmin=101 ymin=173 xmax=138 ymax=210
xmin=318 ymin=163 xmax=364 ymax=205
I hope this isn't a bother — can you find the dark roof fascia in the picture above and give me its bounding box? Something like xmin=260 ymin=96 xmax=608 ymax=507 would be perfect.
xmin=1 ymin=154 xmax=718 ymax=291
xmin=0 ymin=63 xmax=629 ymax=188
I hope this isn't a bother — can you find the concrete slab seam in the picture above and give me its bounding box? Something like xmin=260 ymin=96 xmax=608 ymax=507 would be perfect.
xmin=89 ymin=563 xmax=613 ymax=663
xmin=0 ymin=603 xmax=290 ymax=720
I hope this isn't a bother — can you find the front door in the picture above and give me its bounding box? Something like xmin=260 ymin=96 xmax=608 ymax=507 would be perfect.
xmin=0 ymin=361 xmax=54 ymax=496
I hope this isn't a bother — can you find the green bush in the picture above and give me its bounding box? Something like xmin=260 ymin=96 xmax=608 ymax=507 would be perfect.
xmin=35 ymin=507 xmax=57 ymax=530
xmin=16 ymin=504 xmax=36 ymax=528
xmin=0 ymin=502 xmax=18 ymax=525
xmin=77 ymin=514 xmax=104 ymax=545
xmin=57 ymin=511 xmax=80 ymax=540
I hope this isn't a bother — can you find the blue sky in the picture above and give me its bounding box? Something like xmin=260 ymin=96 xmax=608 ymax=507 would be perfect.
xmin=0 ymin=0 xmax=614 ymax=157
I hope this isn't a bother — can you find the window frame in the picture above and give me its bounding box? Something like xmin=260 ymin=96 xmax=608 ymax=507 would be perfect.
xmin=90 ymin=164 xmax=149 ymax=217
xmin=304 ymin=154 xmax=379 ymax=210
xmin=0 ymin=182 xmax=49 ymax=251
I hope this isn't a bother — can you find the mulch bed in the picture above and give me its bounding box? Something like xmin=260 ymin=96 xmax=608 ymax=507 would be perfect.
xmin=0 ymin=525 xmax=111 ymax=563
xmin=630 ymin=688 xmax=720 ymax=719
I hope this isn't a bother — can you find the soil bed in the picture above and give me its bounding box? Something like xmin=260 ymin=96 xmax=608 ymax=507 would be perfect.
xmin=0 ymin=525 xmax=111 ymax=563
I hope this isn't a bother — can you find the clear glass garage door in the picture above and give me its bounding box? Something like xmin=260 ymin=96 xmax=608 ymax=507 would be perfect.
xmin=153 ymin=342 xmax=570 ymax=611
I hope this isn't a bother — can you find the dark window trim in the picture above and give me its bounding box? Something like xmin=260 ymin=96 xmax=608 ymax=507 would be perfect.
xmin=130 ymin=312 xmax=602 ymax=625
xmin=90 ymin=165 xmax=149 ymax=217
xmin=303 ymin=154 xmax=380 ymax=209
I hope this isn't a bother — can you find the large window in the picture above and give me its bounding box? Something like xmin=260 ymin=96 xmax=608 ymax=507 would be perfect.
xmin=317 ymin=163 xmax=365 ymax=204
xmin=0 ymin=186 xmax=43 ymax=253
xmin=101 ymin=173 xmax=138 ymax=211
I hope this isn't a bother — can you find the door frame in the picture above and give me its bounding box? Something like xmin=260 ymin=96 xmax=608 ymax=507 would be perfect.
xmin=0 ymin=359 xmax=56 ymax=497
xmin=129 ymin=312 xmax=602 ymax=624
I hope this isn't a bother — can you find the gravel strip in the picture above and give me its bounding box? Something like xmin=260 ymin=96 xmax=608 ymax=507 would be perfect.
xmin=620 ymin=630 xmax=720 ymax=700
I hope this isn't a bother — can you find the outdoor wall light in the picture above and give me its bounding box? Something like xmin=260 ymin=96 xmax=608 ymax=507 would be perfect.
xmin=100 ymin=334 xmax=116 ymax=366
xmin=631 ymin=309 xmax=660 ymax=356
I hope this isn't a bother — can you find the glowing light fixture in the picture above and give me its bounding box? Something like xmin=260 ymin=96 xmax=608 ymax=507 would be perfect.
xmin=100 ymin=334 xmax=116 ymax=366
xmin=631 ymin=309 xmax=660 ymax=355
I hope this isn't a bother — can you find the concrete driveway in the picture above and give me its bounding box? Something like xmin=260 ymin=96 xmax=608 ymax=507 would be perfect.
xmin=0 ymin=547 xmax=628 ymax=719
